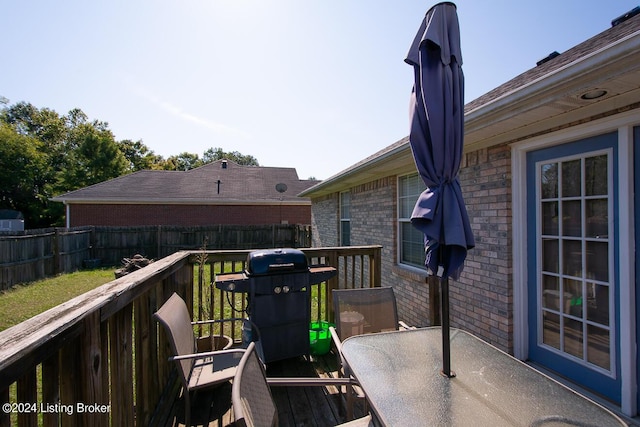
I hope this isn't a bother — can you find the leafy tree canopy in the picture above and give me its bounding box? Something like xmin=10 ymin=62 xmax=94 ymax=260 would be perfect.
xmin=203 ymin=147 xmax=259 ymax=166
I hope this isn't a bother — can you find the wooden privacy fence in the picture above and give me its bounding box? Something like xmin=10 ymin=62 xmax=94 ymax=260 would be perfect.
xmin=0 ymin=228 xmax=91 ymax=290
xmin=0 ymin=224 xmax=311 ymax=290
xmin=0 ymin=245 xmax=381 ymax=427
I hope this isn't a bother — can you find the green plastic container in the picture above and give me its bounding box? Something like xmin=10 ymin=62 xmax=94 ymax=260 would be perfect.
xmin=309 ymin=321 xmax=334 ymax=355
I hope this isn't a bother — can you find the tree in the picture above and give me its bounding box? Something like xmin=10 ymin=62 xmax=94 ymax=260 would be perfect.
xmin=0 ymin=124 xmax=51 ymax=227
xmin=202 ymin=147 xmax=259 ymax=166
xmin=1 ymin=103 xmax=68 ymax=226
xmin=118 ymin=139 xmax=164 ymax=171
xmin=164 ymin=152 xmax=203 ymax=171
xmin=57 ymin=121 xmax=128 ymax=190
xmin=2 ymin=102 xmax=67 ymax=172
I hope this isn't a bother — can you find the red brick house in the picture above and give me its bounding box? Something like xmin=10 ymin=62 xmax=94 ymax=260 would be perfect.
xmin=52 ymin=160 xmax=317 ymax=227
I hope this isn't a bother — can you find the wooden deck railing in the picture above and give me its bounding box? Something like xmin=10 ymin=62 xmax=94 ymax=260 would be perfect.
xmin=0 ymin=245 xmax=381 ymax=427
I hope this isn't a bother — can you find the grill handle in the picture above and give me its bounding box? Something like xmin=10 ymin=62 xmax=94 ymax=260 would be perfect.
xmin=267 ymin=263 xmax=296 ymax=272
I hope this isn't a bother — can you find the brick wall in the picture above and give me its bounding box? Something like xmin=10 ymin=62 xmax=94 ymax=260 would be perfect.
xmin=68 ymin=204 xmax=311 ymax=227
xmin=456 ymin=144 xmax=512 ymax=351
xmin=310 ymin=194 xmax=339 ymax=247
xmin=308 ymin=143 xmax=514 ymax=352
xmin=351 ymin=177 xmax=434 ymax=327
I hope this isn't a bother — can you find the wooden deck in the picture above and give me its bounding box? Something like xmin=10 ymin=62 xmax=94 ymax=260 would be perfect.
xmin=0 ymin=247 xmax=383 ymax=427
xmin=156 ymin=349 xmax=367 ymax=427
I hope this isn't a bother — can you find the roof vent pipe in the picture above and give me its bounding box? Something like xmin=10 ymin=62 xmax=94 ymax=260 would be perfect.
xmin=536 ymin=51 xmax=560 ymax=66
xmin=612 ymin=6 xmax=640 ymax=27
xmin=221 ymin=159 xmax=228 ymax=169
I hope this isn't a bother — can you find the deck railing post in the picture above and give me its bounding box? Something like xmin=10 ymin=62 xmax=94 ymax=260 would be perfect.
xmin=134 ymin=290 xmax=160 ymax=426
xmin=41 ymin=354 xmax=59 ymax=427
xmin=16 ymin=368 xmax=37 ymax=427
xmin=0 ymin=388 xmax=9 ymax=427
xmin=109 ymin=303 xmax=134 ymax=427
xmin=60 ymin=335 xmax=82 ymax=427
xmin=81 ymin=311 xmax=109 ymax=427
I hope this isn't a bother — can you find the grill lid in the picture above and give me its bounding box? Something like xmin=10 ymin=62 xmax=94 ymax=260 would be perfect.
xmin=246 ymin=248 xmax=308 ymax=276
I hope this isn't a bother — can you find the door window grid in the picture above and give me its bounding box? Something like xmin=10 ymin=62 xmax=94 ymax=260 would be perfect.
xmin=537 ymin=149 xmax=614 ymax=374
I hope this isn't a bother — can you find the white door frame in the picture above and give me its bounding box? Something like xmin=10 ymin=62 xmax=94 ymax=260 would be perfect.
xmin=511 ymin=109 xmax=638 ymax=416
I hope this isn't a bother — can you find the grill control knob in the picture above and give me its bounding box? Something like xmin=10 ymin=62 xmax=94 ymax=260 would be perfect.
xmin=274 ymin=286 xmax=281 ymax=294
xmin=282 ymin=286 xmax=290 ymax=293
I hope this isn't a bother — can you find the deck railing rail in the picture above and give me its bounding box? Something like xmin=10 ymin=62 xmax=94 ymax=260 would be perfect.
xmin=0 ymin=245 xmax=381 ymax=427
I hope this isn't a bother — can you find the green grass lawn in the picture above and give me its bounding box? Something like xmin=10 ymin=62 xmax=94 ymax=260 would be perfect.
xmin=0 ymin=268 xmax=115 ymax=332
xmin=1 ymin=264 xmax=329 ymax=334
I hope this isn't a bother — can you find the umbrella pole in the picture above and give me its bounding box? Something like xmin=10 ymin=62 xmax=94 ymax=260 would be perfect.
xmin=440 ymin=272 xmax=456 ymax=378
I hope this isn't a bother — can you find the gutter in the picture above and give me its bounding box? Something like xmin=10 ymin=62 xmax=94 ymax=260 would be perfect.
xmin=465 ymin=29 xmax=640 ymax=131
xmin=298 ymin=137 xmax=410 ymax=197
xmin=51 ymin=198 xmax=311 ymax=206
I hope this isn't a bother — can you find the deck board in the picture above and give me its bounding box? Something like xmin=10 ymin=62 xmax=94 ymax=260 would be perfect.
xmin=164 ymin=349 xmax=366 ymax=427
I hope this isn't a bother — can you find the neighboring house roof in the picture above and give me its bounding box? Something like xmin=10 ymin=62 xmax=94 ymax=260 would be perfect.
xmin=301 ymin=10 xmax=640 ymax=198
xmin=52 ymin=160 xmax=317 ymax=205
xmin=0 ymin=210 xmax=24 ymax=220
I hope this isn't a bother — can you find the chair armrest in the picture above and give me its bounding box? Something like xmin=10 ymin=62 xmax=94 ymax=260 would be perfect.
xmin=398 ymin=321 xmax=416 ymax=330
xmin=329 ymin=325 xmax=343 ymax=352
xmin=169 ymin=348 xmax=245 ymax=362
xmin=266 ymin=377 xmax=358 ymax=387
xmin=192 ymin=318 xmax=263 ymax=341
xmin=191 ymin=316 xmax=247 ymax=326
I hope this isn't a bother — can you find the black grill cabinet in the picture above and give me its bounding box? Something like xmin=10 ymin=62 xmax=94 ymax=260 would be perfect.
xmin=214 ymin=248 xmax=336 ymax=363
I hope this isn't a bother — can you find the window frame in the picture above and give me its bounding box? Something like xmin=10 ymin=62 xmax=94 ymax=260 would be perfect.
xmin=340 ymin=191 xmax=351 ymax=246
xmin=397 ymin=173 xmax=427 ymax=271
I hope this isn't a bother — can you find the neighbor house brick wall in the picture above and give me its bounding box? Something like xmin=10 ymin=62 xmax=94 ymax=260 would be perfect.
xmin=68 ymin=204 xmax=311 ymax=227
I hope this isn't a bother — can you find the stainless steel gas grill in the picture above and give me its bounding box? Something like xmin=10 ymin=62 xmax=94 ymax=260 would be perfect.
xmin=214 ymin=248 xmax=336 ymax=363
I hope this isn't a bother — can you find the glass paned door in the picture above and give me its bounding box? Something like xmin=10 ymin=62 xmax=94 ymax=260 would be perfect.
xmin=538 ymin=153 xmax=612 ymax=371
xmin=527 ymin=132 xmax=620 ymax=403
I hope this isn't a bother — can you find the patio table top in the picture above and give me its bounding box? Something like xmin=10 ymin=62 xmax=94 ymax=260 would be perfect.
xmin=341 ymin=327 xmax=626 ymax=426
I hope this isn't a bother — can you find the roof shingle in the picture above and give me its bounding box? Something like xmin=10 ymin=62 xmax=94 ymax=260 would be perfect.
xmin=52 ymin=160 xmax=317 ymax=204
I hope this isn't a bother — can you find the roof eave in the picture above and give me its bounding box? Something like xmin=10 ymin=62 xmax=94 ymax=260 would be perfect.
xmin=464 ymin=29 xmax=640 ymax=151
xmin=50 ymin=198 xmax=311 ymax=206
xmin=298 ymin=138 xmax=414 ymax=198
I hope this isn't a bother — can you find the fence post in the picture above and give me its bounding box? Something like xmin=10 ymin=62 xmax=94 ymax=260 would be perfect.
xmin=53 ymin=228 xmax=61 ymax=276
xmin=90 ymin=226 xmax=96 ymax=260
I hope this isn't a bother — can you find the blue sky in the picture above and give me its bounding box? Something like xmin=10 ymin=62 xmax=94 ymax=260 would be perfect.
xmin=3 ymin=1 xmax=638 ymax=180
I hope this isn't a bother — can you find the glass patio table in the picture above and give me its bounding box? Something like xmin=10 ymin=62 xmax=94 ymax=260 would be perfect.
xmin=341 ymin=327 xmax=626 ymax=426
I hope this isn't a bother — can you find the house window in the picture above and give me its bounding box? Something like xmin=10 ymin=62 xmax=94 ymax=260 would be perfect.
xmin=398 ymin=173 xmax=426 ymax=269
xmin=536 ymin=149 xmax=614 ymax=372
xmin=340 ymin=191 xmax=351 ymax=246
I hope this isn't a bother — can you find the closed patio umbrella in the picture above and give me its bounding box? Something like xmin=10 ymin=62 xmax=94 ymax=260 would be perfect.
xmin=405 ymin=2 xmax=474 ymax=378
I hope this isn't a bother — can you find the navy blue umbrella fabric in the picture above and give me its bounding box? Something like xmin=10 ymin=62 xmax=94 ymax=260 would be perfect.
xmin=405 ymin=2 xmax=474 ymax=281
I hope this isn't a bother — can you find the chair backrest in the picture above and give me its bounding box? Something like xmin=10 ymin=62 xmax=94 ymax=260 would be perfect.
xmin=153 ymin=292 xmax=197 ymax=386
xmin=332 ymin=287 xmax=399 ymax=341
xmin=232 ymin=342 xmax=278 ymax=427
